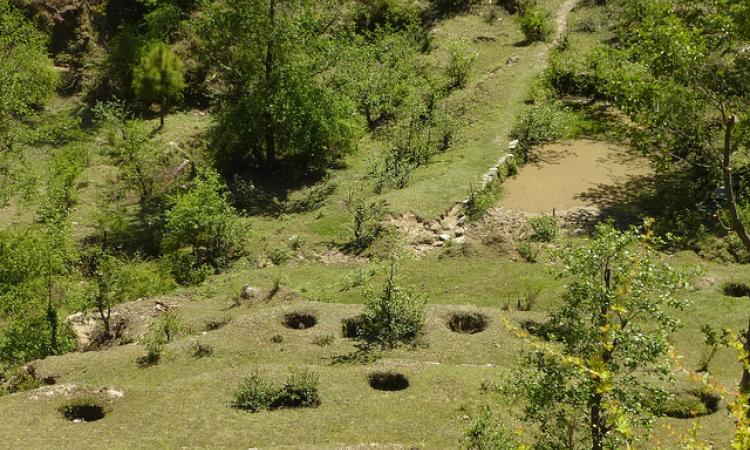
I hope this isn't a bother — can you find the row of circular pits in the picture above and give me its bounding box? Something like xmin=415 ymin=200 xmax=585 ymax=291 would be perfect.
xmin=57 ymin=370 xmax=410 ymax=423
xmin=282 ymin=311 xmax=490 ymax=335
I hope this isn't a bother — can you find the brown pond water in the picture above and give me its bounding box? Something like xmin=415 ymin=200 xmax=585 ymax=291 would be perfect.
xmin=499 ymin=140 xmax=652 ymax=214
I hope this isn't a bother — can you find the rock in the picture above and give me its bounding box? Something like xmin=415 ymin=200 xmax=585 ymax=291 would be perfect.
xmin=455 ymin=227 xmax=465 ymax=237
xmin=438 ymin=234 xmax=451 ymax=242
xmin=508 ymin=139 xmax=519 ymax=150
xmin=153 ymin=301 xmax=171 ymax=312
xmin=66 ymin=312 xmax=84 ymax=323
xmin=433 ymin=241 xmax=444 ymax=247
xmin=429 ymin=223 xmax=441 ymax=233
xmin=241 ymin=284 xmax=261 ymax=300
xmin=454 ymin=236 xmax=466 ymax=244
xmin=102 ymin=388 xmax=125 ymax=399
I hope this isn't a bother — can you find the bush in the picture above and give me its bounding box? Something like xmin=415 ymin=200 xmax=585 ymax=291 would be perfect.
xmin=445 ymin=38 xmax=476 ymax=89
xmin=161 ymin=169 xmax=245 ymax=285
xmin=354 ymin=0 xmax=423 ymax=34
xmin=346 ymin=193 xmax=387 ymax=251
xmin=375 ymin=96 xmax=456 ymax=192
xmin=462 ymin=408 xmax=518 ymax=449
xmin=137 ymin=311 xmax=185 ymax=366
xmin=271 ymin=367 xmax=321 ymax=409
xmin=518 ymin=2 xmax=553 ymax=43
xmin=232 ymin=367 xmax=320 ymax=412
xmin=529 ymin=215 xmax=559 ymax=242
xmin=517 ymin=242 xmax=539 ymax=263
xmin=358 ymin=263 xmax=426 ymax=348
xmin=232 ymin=370 xmax=277 ymax=413
xmin=465 ymin=161 xmax=514 ymax=222
xmin=510 ymin=104 xmax=571 ymax=161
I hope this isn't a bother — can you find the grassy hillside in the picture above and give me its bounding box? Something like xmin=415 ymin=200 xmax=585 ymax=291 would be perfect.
xmin=1 ymin=0 xmax=749 ymax=448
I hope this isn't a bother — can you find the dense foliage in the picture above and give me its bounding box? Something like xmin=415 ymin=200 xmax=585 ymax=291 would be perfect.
xmin=509 ymin=225 xmax=686 ymax=449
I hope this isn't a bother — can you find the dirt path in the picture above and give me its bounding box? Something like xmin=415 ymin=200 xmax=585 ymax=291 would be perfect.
xmin=391 ymin=1 xmax=582 ymax=253
xmin=555 ymin=0 xmax=579 ymax=40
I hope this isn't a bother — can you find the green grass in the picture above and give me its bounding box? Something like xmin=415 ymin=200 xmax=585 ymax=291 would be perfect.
xmin=1 ymin=1 xmax=746 ymax=448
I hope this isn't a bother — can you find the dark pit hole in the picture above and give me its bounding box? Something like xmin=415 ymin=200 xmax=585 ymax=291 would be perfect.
xmin=59 ymin=402 xmax=106 ymax=422
xmin=722 ymin=282 xmax=750 ymax=298
xmin=341 ymin=317 xmax=362 ymax=338
xmin=368 ymin=371 xmax=409 ymax=392
xmin=283 ymin=313 xmax=317 ymax=330
xmin=662 ymin=390 xmax=721 ymax=419
xmin=447 ymin=312 xmax=488 ymax=334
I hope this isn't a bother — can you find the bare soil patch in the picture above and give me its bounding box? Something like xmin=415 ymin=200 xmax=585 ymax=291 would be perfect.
xmin=500 ymin=140 xmax=652 ymax=217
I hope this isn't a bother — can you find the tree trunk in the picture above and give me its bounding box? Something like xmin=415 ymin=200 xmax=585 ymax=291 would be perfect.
xmin=722 ymin=115 xmax=750 ymax=250
xmin=741 ymin=316 xmax=750 ymax=397
xmin=589 ymin=264 xmax=613 ymax=449
xmin=159 ymin=96 xmax=166 ymax=129
xmin=264 ymin=0 xmax=277 ymax=166
xmin=720 ymin=115 xmax=750 ymax=416
xmin=590 ymin=393 xmax=605 ymax=450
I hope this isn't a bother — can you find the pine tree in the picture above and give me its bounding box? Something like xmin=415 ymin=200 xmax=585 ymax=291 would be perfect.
xmin=132 ymin=43 xmax=185 ymax=129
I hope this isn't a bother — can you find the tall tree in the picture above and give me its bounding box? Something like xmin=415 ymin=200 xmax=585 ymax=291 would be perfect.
xmin=132 ymin=42 xmax=185 ymax=129
xmin=199 ymin=0 xmax=359 ymax=172
xmin=590 ymin=0 xmax=750 ymax=413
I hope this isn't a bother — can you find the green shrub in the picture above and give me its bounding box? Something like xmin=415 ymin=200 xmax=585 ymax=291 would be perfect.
xmin=232 ymin=367 xmax=321 ymax=412
xmin=358 ymin=263 xmax=426 ymax=348
xmin=546 ymin=54 xmax=598 ymax=98
xmin=517 ymin=242 xmax=539 ymax=263
xmin=375 ymin=96 xmax=456 ymax=192
xmin=161 ymin=169 xmax=245 ymax=285
xmin=346 ymin=193 xmax=387 ymax=251
xmin=0 ymin=365 xmax=42 ymax=395
xmin=462 ymin=408 xmax=518 ymax=449
xmin=465 ymin=171 xmax=506 ymax=223
xmin=137 ymin=311 xmax=185 ymax=366
xmin=518 ymin=2 xmax=553 ymax=43
xmin=445 ymin=38 xmax=476 ymax=89
xmin=510 ymin=103 xmax=571 ymax=161
xmin=529 ymin=215 xmax=559 ymax=242
xmin=271 ymin=367 xmax=321 ymax=409
xmin=354 ymin=0 xmax=423 ymax=34
xmin=267 ymin=245 xmax=291 ymax=266
xmin=232 ymin=370 xmax=277 ymax=412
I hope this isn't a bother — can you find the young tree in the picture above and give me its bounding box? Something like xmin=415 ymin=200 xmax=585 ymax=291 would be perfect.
xmin=508 ymin=224 xmax=686 ymax=449
xmin=358 ymin=262 xmax=426 ymax=348
xmin=161 ymin=168 xmax=245 ymax=284
xmin=132 ymin=42 xmax=185 ymax=129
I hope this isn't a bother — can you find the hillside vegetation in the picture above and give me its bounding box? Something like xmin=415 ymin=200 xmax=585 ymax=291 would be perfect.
xmin=1 ymin=0 xmax=750 ymax=448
